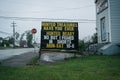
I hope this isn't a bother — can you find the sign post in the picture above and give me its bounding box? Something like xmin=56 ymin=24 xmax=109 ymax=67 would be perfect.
xmin=31 ymin=28 xmax=37 ymax=54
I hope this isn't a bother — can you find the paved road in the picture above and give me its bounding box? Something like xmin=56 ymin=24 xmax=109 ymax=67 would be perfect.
xmin=0 ymin=48 xmax=39 ymax=61
xmin=1 ymin=52 xmax=39 ymax=67
xmin=0 ymin=48 xmax=80 ymax=66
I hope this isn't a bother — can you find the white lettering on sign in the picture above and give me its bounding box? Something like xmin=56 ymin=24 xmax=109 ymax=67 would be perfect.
xmin=66 ymin=40 xmax=71 ymax=44
xmin=57 ymin=40 xmax=66 ymax=44
xmin=44 ymin=35 xmax=49 ymax=40
xmin=62 ymin=36 xmax=74 ymax=40
xmin=50 ymin=36 xmax=58 ymax=40
xmin=58 ymin=36 xmax=62 ymax=40
xmin=66 ymin=44 xmax=74 ymax=48
xmin=49 ymin=40 xmax=53 ymax=43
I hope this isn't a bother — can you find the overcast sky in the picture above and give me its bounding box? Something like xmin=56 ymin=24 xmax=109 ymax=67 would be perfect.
xmin=0 ymin=0 xmax=96 ymax=42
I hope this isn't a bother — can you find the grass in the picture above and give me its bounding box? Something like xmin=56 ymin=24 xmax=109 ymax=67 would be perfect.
xmin=27 ymin=56 xmax=39 ymax=65
xmin=0 ymin=55 xmax=120 ymax=80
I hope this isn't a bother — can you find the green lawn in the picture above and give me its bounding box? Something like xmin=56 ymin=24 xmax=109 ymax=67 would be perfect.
xmin=0 ymin=55 xmax=120 ymax=80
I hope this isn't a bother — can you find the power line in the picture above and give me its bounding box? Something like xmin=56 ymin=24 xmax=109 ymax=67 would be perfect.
xmin=30 ymin=5 xmax=95 ymax=13
xmin=0 ymin=16 xmax=96 ymax=23
xmin=0 ymin=30 xmax=12 ymax=35
xmin=47 ymin=5 xmax=95 ymax=12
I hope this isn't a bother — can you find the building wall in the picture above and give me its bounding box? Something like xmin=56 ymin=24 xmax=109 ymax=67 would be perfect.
xmin=109 ymin=0 xmax=120 ymax=43
xmin=95 ymin=0 xmax=120 ymax=55
xmin=96 ymin=4 xmax=110 ymax=43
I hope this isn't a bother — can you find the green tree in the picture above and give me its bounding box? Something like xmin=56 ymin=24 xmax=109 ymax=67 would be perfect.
xmin=26 ymin=31 xmax=33 ymax=47
xmin=91 ymin=33 xmax=98 ymax=43
xmin=15 ymin=32 xmax=20 ymax=40
xmin=20 ymin=33 xmax=25 ymax=47
xmin=9 ymin=37 xmax=14 ymax=44
xmin=2 ymin=40 xmax=10 ymax=47
xmin=79 ymin=40 xmax=85 ymax=52
xmin=0 ymin=37 xmax=3 ymax=47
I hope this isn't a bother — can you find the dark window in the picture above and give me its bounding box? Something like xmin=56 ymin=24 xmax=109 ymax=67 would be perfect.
xmin=100 ymin=17 xmax=107 ymax=41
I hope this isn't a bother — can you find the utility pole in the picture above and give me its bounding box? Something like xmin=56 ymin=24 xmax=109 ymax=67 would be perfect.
xmin=11 ymin=21 xmax=16 ymax=48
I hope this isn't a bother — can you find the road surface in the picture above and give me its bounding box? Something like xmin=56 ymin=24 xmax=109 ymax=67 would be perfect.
xmin=0 ymin=48 xmax=39 ymax=61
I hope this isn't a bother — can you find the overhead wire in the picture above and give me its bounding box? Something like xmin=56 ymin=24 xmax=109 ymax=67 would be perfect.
xmin=0 ymin=4 xmax=96 ymax=23
xmin=0 ymin=30 xmax=12 ymax=35
xmin=0 ymin=16 xmax=96 ymax=23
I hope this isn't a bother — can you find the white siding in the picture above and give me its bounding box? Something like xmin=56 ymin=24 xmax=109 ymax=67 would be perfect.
xmin=96 ymin=8 xmax=110 ymax=43
xmin=110 ymin=0 xmax=120 ymax=43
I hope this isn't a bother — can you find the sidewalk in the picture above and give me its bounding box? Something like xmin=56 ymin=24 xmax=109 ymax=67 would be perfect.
xmin=0 ymin=52 xmax=38 ymax=67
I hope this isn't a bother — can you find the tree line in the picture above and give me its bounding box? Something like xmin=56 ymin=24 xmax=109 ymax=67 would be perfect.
xmin=0 ymin=30 xmax=34 ymax=48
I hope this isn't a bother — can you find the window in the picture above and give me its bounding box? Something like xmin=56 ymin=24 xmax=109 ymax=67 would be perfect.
xmin=96 ymin=0 xmax=108 ymax=14
xmin=101 ymin=17 xmax=107 ymax=41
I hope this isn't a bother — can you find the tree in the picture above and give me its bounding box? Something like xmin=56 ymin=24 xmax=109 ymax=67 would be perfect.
xmin=0 ymin=37 xmax=3 ymax=47
xmin=20 ymin=33 xmax=25 ymax=47
xmin=19 ymin=30 xmax=33 ymax=47
xmin=79 ymin=40 xmax=85 ymax=52
xmin=91 ymin=33 xmax=98 ymax=44
xmin=26 ymin=31 xmax=33 ymax=47
xmin=1 ymin=38 xmax=10 ymax=47
xmin=8 ymin=37 xmax=14 ymax=44
xmin=15 ymin=32 xmax=20 ymax=40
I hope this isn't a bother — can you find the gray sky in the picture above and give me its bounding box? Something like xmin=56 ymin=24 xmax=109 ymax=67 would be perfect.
xmin=0 ymin=0 xmax=96 ymax=42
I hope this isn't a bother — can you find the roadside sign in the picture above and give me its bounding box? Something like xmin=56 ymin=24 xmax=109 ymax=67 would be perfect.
xmin=32 ymin=28 xmax=37 ymax=34
xmin=41 ymin=22 xmax=78 ymax=50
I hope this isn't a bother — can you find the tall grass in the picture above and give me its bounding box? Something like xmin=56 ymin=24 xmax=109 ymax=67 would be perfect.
xmin=0 ymin=55 xmax=120 ymax=80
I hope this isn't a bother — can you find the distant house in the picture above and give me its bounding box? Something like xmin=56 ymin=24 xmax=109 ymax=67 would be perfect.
xmin=95 ymin=0 xmax=120 ymax=55
xmin=20 ymin=40 xmax=27 ymax=47
xmin=0 ymin=37 xmax=3 ymax=46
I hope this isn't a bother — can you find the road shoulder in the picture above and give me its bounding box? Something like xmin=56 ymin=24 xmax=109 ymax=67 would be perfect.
xmin=0 ymin=52 xmax=38 ymax=67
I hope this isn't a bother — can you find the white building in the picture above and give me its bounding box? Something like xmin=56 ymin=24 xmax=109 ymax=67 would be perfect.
xmin=95 ymin=0 xmax=120 ymax=55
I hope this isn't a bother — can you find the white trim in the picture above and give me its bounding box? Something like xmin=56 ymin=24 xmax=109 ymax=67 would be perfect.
xmin=95 ymin=4 xmax=99 ymax=43
xmin=108 ymin=0 xmax=111 ymax=42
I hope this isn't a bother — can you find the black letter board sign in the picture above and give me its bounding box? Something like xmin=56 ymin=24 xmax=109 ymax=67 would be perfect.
xmin=41 ymin=22 xmax=78 ymax=50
